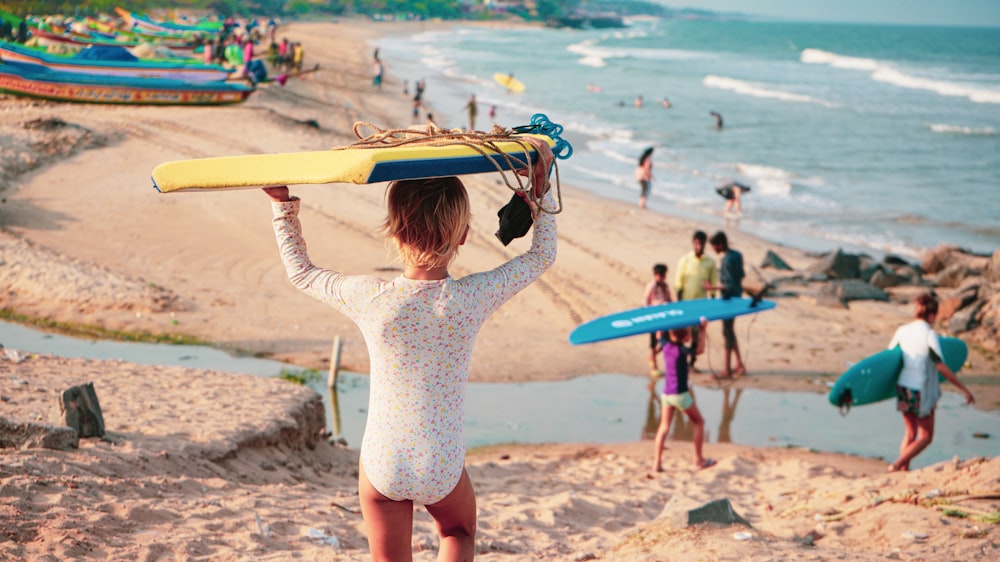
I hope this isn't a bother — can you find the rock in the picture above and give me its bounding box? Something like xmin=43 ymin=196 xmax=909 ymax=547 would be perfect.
xmin=807 ymin=248 xmax=860 ymax=280
xmin=921 ymin=244 xmax=990 ymax=276
xmin=869 ymin=267 xmax=909 ymax=289
xmin=883 ymin=254 xmax=911 ymax=267
xmin=834 ymin=279 xmax=889 ymax=304
xmin=658 ymin=496 xmax=751 ymax=529
xmin=687 ymin=498 xmax=751 ymax=527
xmin=949 ymin=301 xmax=984 ymax=334
xmin=0 ymin=416 xmax=78 ymax=450
xmin=60 ymin=382 xmax=106 ymax=438
xmin=807 ymin=284 xmax=850 ymax=308
xmin=934 ymin=263 xmax=980 ymax=289
xmin=892 ymin=264 xmax=928 ymax=285
xmin=760 ymin=249 xmax=793 ymax=270
xmin=990 ymin=249 xmax=1000 ymax=283
xmin=939 ymin=296 xmax=974 ymax=324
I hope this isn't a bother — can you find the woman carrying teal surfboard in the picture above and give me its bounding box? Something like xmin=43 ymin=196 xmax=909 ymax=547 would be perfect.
xmin=887 ymin=293 xmax=975 ymax=473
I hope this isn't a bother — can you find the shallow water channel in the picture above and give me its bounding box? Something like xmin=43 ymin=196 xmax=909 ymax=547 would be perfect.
xmin=2 ymin=321 xmax=996 ymax=468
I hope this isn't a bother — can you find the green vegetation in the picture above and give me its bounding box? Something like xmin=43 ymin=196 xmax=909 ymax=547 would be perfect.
xmin=0 ymin=0 xmax=677 ymax=24
xmin=0 ymin=308 xmax=207 ymax=345
xmin=277 ymin=367 xmax=323 ymax=385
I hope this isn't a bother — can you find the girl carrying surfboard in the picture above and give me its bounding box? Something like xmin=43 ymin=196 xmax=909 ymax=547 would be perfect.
xmin=262 ymin=136 xmax=557 ymax=560
xmin=887 ymin=293 xmax=975 ymax=472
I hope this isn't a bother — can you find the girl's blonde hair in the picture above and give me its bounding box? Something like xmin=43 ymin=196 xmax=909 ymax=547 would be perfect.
xmin=383 ymin=176 xmax=471 ymax=269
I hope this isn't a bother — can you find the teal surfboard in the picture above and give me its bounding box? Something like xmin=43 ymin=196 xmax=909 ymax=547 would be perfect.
xmin=828 ymin=336 xmax=968 ymax=408
xmin=568 ymin=297 xmax=777 ymax=345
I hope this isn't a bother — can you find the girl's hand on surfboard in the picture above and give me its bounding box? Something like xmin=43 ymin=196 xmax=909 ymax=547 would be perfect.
xmin=514 ymin=137 xmax=554 ymax=198
xmin=262 ymin=186 xmax=290 ymax=202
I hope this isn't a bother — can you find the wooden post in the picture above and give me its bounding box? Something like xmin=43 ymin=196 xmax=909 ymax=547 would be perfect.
xmin=328 ymin=336 xmax=343 ymax=438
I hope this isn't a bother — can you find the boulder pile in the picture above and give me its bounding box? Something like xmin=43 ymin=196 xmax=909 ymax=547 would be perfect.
xmin=749 ymin=245 xmax=1000 ymax=352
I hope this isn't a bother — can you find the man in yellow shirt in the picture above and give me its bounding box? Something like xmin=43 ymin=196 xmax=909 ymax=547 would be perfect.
xmin=674 ymin=230 xmax=718 ymax=372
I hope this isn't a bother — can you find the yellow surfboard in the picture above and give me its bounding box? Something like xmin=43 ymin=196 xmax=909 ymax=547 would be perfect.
xmin=493 ymin=73 xmax=525 ymax=93
xmin=151 ymin=134 xmax=553 ymax=193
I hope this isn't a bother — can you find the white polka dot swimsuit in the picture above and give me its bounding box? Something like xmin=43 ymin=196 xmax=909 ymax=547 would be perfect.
xmin=271 ymin=194 xmax=557 ymax=504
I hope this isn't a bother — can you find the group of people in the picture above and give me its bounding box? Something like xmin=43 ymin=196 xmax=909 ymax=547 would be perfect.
xmin=641 ymin=233 xmax=976 ymax=478
xmin=644 ymin=230 xmax=746 ymax=380
xmin=642 ymin=229 xmax=745 ymax=474
xmin=634 ymin=147 xmax=749 ymax=216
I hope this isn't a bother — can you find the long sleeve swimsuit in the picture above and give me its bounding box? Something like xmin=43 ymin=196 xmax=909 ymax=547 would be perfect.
xmin=270 ymin=193 xmax=557 ymax=504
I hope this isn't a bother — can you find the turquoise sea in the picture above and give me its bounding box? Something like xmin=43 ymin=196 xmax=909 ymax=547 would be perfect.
xmin=375 ymin=18 xmax=1000 ymax=257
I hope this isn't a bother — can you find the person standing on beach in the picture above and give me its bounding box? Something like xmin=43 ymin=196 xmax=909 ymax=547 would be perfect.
xmin=674 ymin=230 xmax=717 ymax=372
xmin=412 ymin=79 xmax=426 ymax=120
xmin=262 ymin=137 xmax=557 ymax=561
xmin=887 ymin=293 xmax=975 ymax=472
xmin=644 ymin=263 xmax=673 ymax=375
xmin=647 ymin=322 xmax=715 ymax=476
xmin=372 ymin=58 xmax=383 ymax=89
xmin=464 ymin=94 xmax=478 ymax=131
xmin=703 ymin=231 xmax=746 ymax=379
xmin=635 ymin=147 xmax=654 ymax=209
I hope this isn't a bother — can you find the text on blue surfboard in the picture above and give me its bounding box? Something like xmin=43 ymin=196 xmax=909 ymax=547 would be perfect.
xmin=610 ymin=308 xmax=686 ymax=329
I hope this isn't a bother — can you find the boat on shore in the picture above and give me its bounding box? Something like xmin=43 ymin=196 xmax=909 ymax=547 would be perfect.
xmin=28 ymin=26 xmax=200 ymax=58
xmin=0 ymin=40 xmax=232 ymax=82
xmin=0 ymin=58 xmax=252 ymax=105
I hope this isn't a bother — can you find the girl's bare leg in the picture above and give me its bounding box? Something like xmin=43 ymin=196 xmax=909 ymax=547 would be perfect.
xmin=425 ymin=469 xmax=477 ymax=562
xmin=359 ymin=461 xmax=415 ymax=562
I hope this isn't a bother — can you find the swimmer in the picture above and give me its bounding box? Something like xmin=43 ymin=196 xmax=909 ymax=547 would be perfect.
xmin=710 ymin=111 xmax=723 ymax=130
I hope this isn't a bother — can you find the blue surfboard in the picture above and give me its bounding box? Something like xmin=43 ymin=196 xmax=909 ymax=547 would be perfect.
xmin=828 ymin=336 xmax=968 ymax=408
xmin=568 ymin=297 xmax=777 ymax=345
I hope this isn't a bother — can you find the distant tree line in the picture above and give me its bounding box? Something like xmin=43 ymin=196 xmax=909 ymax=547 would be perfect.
xmin=0 ymin=0 xmax=682 ymax=22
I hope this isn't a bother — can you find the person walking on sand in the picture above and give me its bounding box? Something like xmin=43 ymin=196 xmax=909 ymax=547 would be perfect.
xmin=647 ymin=321 xmax=716 ymax=476
xmin=887 ymin=293 xmax=975 ymax=472
xmin=703 ymin=231 xmax=746 ymax=379
xmin=262 ymin=136 xmax=557 ymax=561
xmin=644 ymin=263 xmax=673 ymax=375
xmin=674 ymin=230 xmax=717 ymax=373
xmin=635 ymin=147 xmax=654 ymax=209
xmin=464 ymin=94 xmax=478 ymax=131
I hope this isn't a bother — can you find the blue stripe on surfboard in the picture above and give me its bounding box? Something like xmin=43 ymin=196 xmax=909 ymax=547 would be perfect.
xmin=827 ymin=336 xmax=968 ymax=407
xmin=365 ymin=152 xmax=539 ymax=183
xmin=569 ymin=297 xmax=776 ymax=345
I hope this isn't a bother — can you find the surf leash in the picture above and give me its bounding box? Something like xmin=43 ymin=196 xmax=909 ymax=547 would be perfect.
xmin=341 ymin=114 xmax=572 ymax=216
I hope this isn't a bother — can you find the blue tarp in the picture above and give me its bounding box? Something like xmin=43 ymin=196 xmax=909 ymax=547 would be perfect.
xmin=74 ymin=45 xmax=138 ymax=62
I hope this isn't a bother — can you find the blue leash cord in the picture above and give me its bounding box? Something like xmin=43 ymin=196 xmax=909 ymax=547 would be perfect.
xmin=512 ymin=113 xmax=573 ymax=160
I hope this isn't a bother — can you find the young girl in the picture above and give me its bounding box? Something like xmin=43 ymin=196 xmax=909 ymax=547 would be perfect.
xmin=263 ymin=138 xmax=556 ymax=561
xmin=648 ymin=321 xmax=715 ymax=476
xmin=643 ymin=263 xmax=673 ymax=375
xmin=888 ymin=292 xmax=974 ymax=472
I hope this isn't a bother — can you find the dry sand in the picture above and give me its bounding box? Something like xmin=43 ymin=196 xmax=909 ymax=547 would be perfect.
xmin=1 ymin=18 xmax=997 ymax=561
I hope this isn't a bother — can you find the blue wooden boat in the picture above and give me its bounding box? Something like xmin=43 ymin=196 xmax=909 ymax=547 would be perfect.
xmin=0 ymin=59 xmax=252 ymax=105
xmin=0 ymin=41 xmax=232 ymax=82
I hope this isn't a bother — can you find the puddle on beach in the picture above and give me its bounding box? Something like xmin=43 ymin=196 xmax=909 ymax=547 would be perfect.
xmin=2 ymin=320 xmax=996 ymax=468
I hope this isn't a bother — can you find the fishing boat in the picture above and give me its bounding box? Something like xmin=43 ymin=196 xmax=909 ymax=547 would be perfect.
xmin=0 ymin=40 xmax=231 ymax=82
xmin=28 ymin=26 xmax=200 ymax=58
xmin=114 ymin=7 xmax=222 ymax=35
xmin=0 ymin=59 xmax=252 ymax=105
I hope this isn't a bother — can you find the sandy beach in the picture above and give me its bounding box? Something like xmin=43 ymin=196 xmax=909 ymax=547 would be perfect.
xmin=1 ymin=18 xmax=998 ymax=561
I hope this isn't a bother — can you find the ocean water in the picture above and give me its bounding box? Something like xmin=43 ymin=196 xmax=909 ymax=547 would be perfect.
xmin=374 ymin=19 xmax=1000 ymax=258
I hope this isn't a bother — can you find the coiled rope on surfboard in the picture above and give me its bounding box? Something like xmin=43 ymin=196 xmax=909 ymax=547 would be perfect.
xmin=339 ymin=113 xmax=572 ymax=215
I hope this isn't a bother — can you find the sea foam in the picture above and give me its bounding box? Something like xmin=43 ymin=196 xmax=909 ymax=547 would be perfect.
xmin=703 ymin=75 xmax=838 ymax=108
xmin=801 ymin=48 xmax=1000 ymax=105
